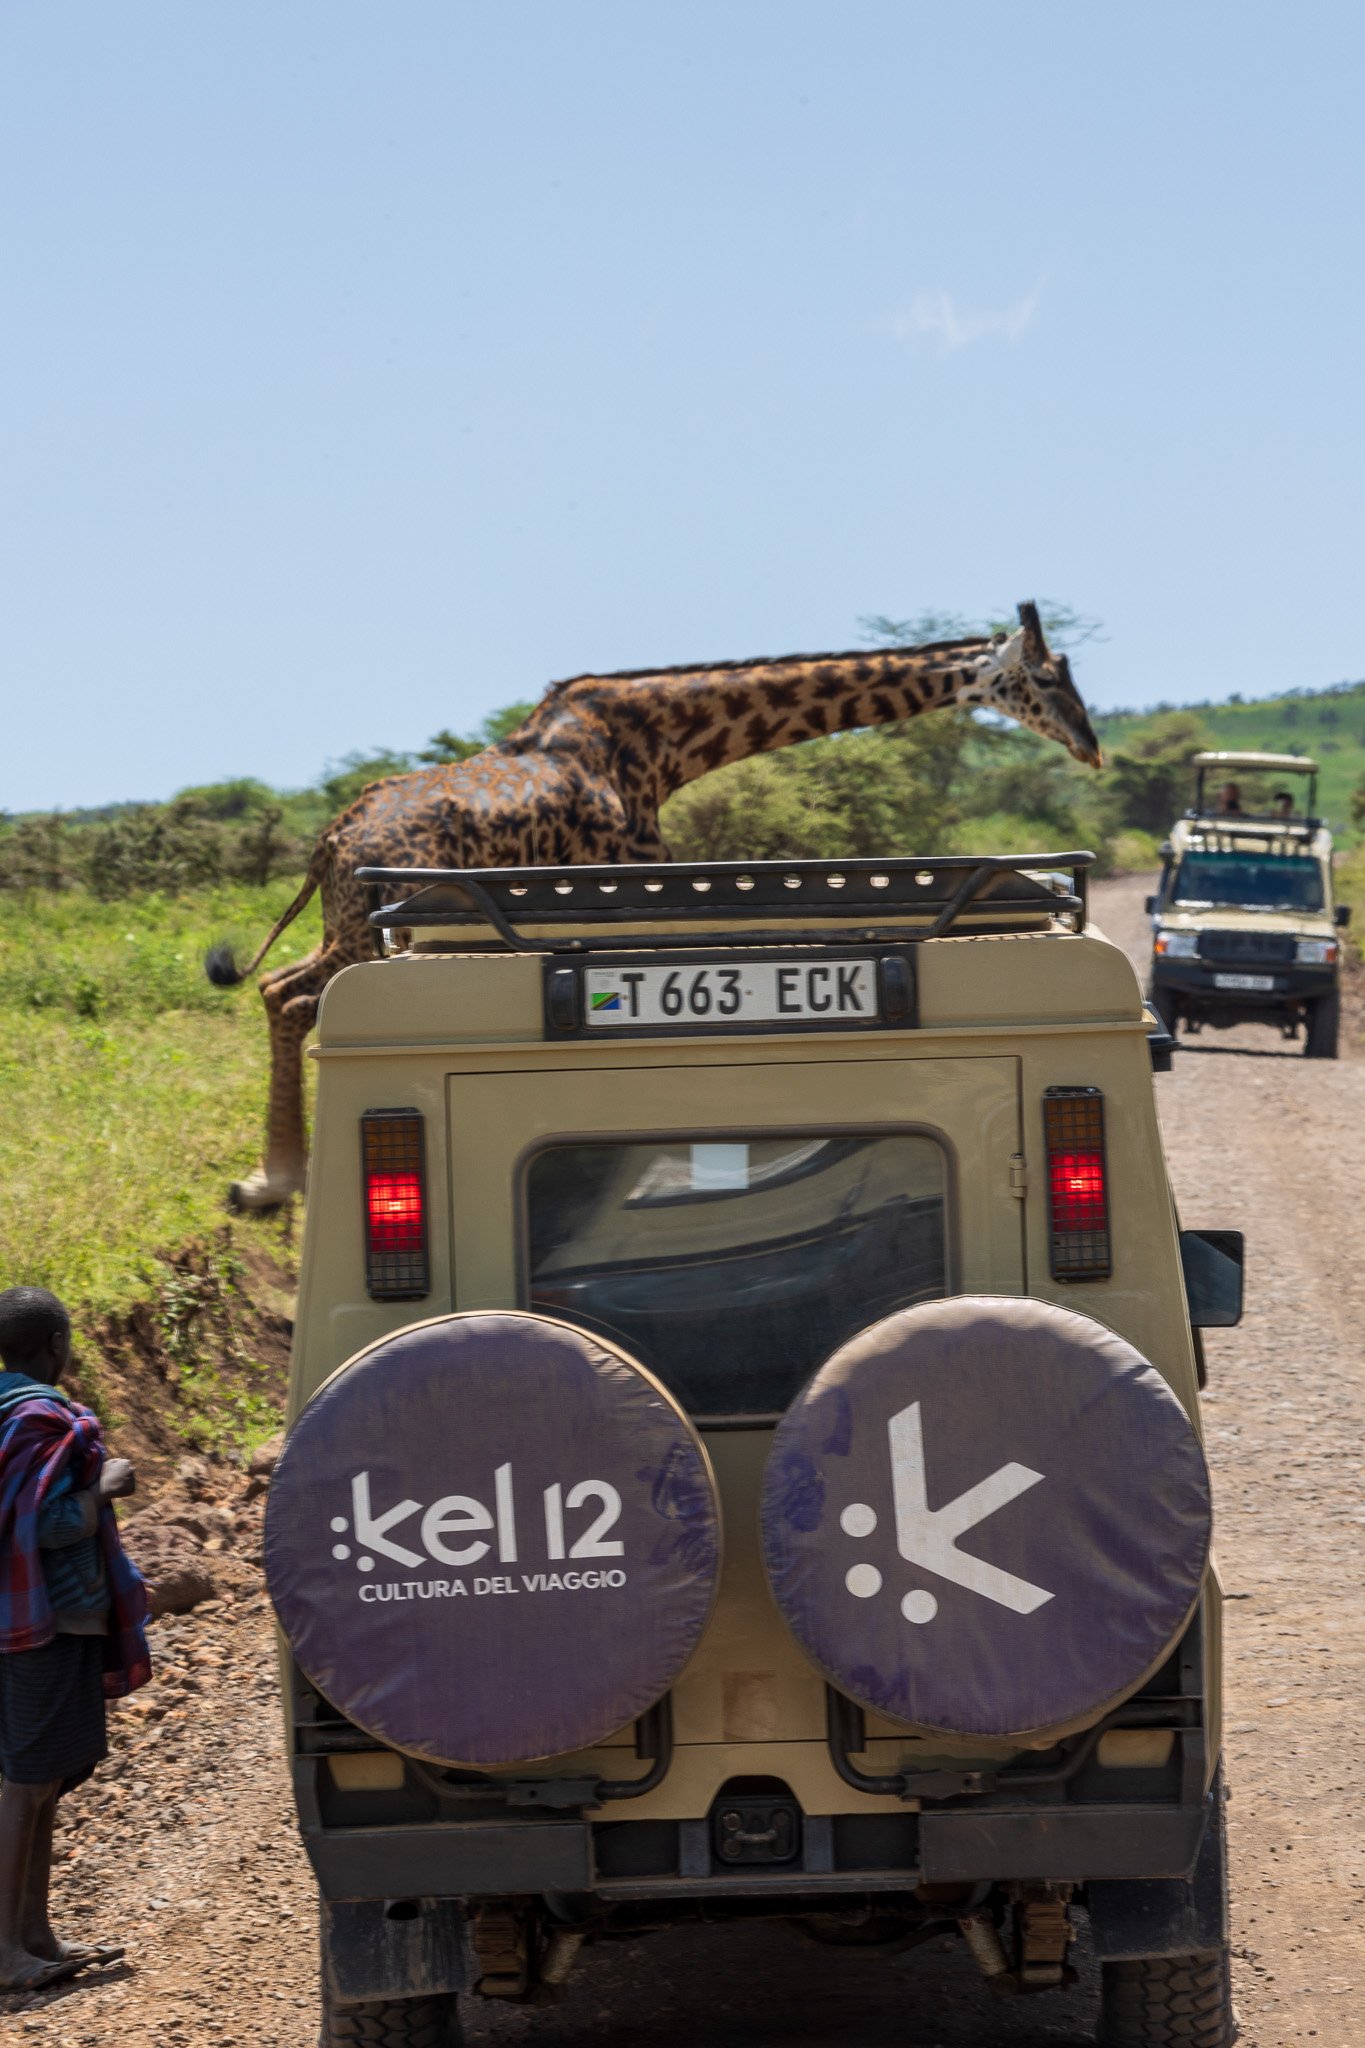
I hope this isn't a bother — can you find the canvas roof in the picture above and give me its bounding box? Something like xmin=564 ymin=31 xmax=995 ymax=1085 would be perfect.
xmin=1192 ymin=750 xmax=1318 ymax=774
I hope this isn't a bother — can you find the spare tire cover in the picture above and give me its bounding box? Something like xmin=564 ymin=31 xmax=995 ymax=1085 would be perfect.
xmin=760 ymin=1296 xmax=1211 ymax=1741
xmin=266 ymin=1312 xmax=721 ymax=1767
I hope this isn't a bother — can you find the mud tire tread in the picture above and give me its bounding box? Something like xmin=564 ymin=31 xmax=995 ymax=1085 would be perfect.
xmin=322 ymin=1995 xmax=463 ymax=2048
xmin=1098 ymin=1950 xmax=1236 ymax=2047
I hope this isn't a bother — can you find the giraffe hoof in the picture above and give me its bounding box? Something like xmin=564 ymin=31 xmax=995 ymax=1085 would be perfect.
xmin=227 ymin=1172 xmax=302 ymax=1214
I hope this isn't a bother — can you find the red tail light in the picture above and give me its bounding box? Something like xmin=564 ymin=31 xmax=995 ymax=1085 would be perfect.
xmin=362 ymin=1110 xmax=430 ymax=1300
xmin=367 ymin=1172 xmax=424 ymax=1251
xmin=1043 ymin=1088 xmax=1112 ymax=1280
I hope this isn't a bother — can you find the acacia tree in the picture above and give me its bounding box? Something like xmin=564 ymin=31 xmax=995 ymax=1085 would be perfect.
xmin=859 ymin=602 xmax=1105 ymax=653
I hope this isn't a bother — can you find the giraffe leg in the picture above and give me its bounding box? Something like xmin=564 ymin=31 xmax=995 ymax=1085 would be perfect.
xmin=228 ymin=951 xmax=345 ymax=1211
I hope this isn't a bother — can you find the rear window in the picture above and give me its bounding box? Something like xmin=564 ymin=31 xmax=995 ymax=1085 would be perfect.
xmin=525 ymin=1134 xmax=947 ymax=1421
xmin=1172 ymin=851 xmax=1324 ymax=912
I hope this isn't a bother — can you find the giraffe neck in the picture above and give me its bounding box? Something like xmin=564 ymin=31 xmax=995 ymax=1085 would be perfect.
xmin=514 ymin=642 xmax=999 ymax=809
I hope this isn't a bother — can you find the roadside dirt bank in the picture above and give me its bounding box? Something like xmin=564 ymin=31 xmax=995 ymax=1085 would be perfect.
xmin=5 ymin=873 xmax=1362 ymax=2046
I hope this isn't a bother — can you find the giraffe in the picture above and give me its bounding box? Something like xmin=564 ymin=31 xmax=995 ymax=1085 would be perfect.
xmin=207 ymin=603 xmax=1100 ymax=1209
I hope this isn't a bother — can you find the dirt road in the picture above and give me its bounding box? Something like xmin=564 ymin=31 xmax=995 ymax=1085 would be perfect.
xmin=8 ymin=874 xmax=1363 ymax=2047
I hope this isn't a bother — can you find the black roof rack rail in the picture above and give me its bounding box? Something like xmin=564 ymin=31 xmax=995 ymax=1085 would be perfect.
xmin=358 ymin=852 xmax=1095 ymax=955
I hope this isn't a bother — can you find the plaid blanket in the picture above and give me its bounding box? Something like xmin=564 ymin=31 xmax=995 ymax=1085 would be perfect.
xmin=0 ymin=1391 xmax=151 ymax=1698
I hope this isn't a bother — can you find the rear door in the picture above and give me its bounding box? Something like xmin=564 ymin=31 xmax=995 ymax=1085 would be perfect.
xmin=445 ymin=1054 xmax=1024 ymax=1802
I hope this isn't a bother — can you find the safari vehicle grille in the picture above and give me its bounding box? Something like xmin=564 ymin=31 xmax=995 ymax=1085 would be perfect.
xmin=1196 ymin=931 xmax=1296 ymax=965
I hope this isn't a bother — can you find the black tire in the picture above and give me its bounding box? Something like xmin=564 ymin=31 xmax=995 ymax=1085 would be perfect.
xmin=1148 ymin=984 xmax=1179 ymax=1035
xmin=321 ymin=1994 xmax=464 ymax=2048
xmin=1098 ymin=1949 xmax=1236 ymax=2047
xmin=1303 ymin=989 xmax=1340 ymax=1059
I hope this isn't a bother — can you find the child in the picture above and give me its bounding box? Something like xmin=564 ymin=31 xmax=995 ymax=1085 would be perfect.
xmin=0 ymin=1286 xmax=150 ymax=1993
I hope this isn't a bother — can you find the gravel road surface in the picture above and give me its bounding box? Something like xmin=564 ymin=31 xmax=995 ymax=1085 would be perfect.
xmin=7 ymin=874 xmax=1362 ymax=2047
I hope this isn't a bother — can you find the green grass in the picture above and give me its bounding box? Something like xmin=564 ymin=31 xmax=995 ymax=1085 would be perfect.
xmin=0 ymin=875 xmax=320 ymax=1022
xmin=0 ymin=878 xmax=318 ymax=1330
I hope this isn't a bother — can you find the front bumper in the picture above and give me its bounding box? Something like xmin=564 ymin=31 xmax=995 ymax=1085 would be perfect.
xmin=1151 ymin=956 xmax=1335 ymax=1011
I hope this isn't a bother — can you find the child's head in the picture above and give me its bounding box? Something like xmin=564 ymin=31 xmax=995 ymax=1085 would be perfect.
xmin=0 ymin=1287 xmax=72 ymax=1382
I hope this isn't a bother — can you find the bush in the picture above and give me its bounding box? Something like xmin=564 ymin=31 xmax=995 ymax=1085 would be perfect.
xmin=1102 ymin=712 xmax=1213 ymax=834
xmin=663 ymin=715 xmax=976 ymax=862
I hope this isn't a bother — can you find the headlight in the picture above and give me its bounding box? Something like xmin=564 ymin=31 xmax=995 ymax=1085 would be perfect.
xmin=1296 ymin=938 xmax=1338 ymax=965
xmin=1154 ymin=930 xmax=1199 ymax=959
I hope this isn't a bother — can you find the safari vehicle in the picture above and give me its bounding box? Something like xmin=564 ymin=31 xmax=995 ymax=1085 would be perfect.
xmin=1147 ymin=750 xmax=1350 ymax=1057
xmin=263 ymin=852 xmax=1245 ymax=2048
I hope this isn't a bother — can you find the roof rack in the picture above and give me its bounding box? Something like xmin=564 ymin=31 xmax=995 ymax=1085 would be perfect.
xmin=358 ymin=852 xmax=1095 ymax=955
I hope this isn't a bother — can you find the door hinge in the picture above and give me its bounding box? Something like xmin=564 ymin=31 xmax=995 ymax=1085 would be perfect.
xmin=1009 ymin=1153 xmax=1029 ymax=1198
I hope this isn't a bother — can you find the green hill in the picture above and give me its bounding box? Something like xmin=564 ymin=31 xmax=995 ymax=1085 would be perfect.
xmin=1096 ymin=681 xmax=1365 ymax=842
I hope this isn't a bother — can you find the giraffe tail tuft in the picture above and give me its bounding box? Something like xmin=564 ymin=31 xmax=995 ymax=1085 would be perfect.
xmin=203 ymin=839 xmax=329 ymax=991
xmin=204 ymin=943 xmax=246 ymax=987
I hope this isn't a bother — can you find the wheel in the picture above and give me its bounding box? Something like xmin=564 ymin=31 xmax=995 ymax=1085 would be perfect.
xmin=1303 ymin=989 xmax=1340 ymax=1058
xmin=1147 ymin=984 xmax=1179 ymax=1035
xmin=321 ymin=1993 xmax=464 ymax=2047
xmin=1097 ymin=1950 xmax=1236 ymax=2047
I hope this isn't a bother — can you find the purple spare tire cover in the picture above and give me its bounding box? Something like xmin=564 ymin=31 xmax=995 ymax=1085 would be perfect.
xmin=761 ymin=1296 xmax=1211 ymax=1741
xmin=265 ymin=1312 xmax=721 ymax=1767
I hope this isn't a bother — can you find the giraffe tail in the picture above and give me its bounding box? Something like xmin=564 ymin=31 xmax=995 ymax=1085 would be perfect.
xmin=204 ymin=839 xmax=329 ymax=988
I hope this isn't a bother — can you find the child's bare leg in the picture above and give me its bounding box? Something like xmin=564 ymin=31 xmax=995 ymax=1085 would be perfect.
xmin=18 ymin=1786 xmax=59 ymax=1959
xmin=0 ymin=1777 xmax=56 ymax=1984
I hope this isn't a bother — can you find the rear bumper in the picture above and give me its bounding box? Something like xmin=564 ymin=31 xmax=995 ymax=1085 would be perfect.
xmin=301 ymin=1781 xmax=1211 ymax=1902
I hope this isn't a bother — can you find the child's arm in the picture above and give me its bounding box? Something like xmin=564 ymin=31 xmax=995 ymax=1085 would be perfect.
xmin=37 ymin=1458 xmax=134 ymax=1549
xmin=37 ymin=1472 xmax=100 ymax=1550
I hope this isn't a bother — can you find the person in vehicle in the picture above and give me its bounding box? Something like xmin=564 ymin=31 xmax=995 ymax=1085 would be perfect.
xmin=1272 ymin=790 xmax=1294 ymax=819
xmin=0 ymin=1287 xmax=150 ymax=1993
xmin=1217 ymin=781 xmax=1244 ymax=814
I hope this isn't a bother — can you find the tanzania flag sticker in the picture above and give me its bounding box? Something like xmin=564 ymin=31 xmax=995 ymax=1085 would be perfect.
xmin=591 ymin=991 xmax=622 ymax=1012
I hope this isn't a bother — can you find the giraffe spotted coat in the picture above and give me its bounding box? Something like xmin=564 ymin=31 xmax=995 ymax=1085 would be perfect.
xmin=209 ymin=605 xmax=1101 ymax=1205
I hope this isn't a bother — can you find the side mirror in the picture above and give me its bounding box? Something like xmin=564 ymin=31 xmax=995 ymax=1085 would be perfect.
xmin=1335 ymin=904 xmax=1352 ymax=928
xmin=1180 ymin=1229 xmax=1244 ymax=1329
xmin=1144 ymin=894 xmax=1158 ymax=916
xmin=1147 ymin=1028 xmax=1176 ymax=1073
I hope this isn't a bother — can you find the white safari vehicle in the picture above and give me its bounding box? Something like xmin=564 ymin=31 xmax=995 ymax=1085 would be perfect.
xmin=262 ymin=852 xmax=1244 ymax=2047
xmin=1148 ymin=751 xmax=1349 ymax=1057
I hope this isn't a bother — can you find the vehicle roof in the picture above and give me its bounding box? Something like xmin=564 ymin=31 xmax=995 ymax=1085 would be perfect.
xmin=1192 ymin=750 xmax=1319 ymax=774
xmin=320 ymin=853 xmax=1157 ymax=1042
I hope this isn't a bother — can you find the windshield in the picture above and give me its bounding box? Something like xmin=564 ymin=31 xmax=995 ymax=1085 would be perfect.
xmin=525 ymin=1134 xmax=947 ymax=1421
xmin=1172 ymin=852 xmax=1324 ymax=913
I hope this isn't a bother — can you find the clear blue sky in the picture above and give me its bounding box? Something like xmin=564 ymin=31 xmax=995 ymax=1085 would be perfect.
xmin=3 ymin=2 xmax=1363 ymax=810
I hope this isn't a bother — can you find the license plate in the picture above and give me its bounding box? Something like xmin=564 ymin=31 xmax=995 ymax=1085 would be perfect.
xmin=584 ymin=959 xmax=879 ymax=1028
xmin=1213 ymin=972 xmax=1275 ymax=991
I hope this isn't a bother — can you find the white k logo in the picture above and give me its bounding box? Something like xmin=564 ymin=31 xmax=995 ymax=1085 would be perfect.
xmin=888 ymin=1402 xmax=1053 ymax=1615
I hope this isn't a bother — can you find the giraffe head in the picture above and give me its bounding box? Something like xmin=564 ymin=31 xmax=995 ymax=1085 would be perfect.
xmin=965 ymin=602 xmax=1102 ymax=768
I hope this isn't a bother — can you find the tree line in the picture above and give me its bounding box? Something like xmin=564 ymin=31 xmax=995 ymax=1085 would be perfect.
xmin=5 ymin=595 xmax=1351 ymax=896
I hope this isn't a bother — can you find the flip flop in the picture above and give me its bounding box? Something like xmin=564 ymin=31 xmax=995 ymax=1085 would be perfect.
xmin=51 ymin=1943 xmax=126 ymax=1970
xmin=0 ymin=1953 xmax=90 ymax=1993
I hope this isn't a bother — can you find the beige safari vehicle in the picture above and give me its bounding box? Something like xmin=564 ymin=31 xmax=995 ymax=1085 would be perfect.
xmin=1147 ymin=751 xmax=1350 ymax=1057
xmin=263 ymin=853 xmax=1244 ymax=2048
